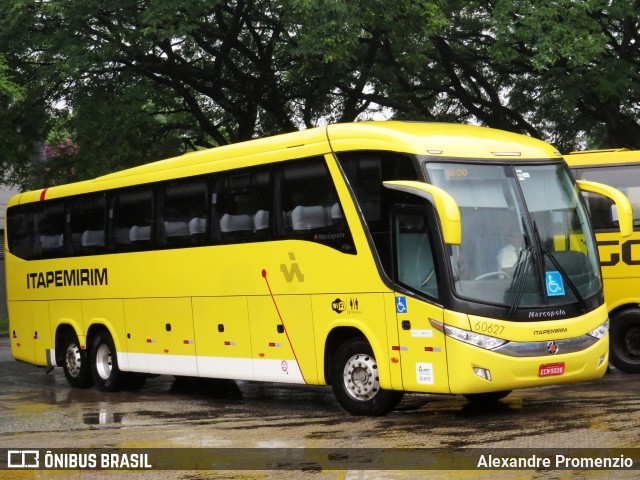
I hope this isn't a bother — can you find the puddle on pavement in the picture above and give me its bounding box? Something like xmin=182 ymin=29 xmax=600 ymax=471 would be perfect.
xmin=83 ymin=411 xmax=125 ymax=425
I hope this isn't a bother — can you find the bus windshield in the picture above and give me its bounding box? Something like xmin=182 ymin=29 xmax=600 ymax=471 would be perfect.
xmin=425 ymin=162 xmax=601 ymax=311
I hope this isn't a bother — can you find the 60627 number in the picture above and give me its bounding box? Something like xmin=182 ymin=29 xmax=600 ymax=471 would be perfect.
xmin=473 ymin=322 xmax=505 ymax=336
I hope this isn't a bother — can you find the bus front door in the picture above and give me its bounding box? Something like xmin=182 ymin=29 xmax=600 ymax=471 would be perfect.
xmin=393 ymin=208 xmax=449 ymax=393
xmin=395 ymin=295 xmax=448 ymax=393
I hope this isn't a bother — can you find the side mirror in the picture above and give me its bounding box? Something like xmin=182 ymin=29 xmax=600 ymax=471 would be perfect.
xmin=383 ymin=180 xmax=461 ymax=244
xmin=576 ymin=180 xmax=633 ymax=237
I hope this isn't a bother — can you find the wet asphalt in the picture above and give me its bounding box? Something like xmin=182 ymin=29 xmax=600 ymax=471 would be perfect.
xmin=1 ymin=336 xmax=640 ymax=479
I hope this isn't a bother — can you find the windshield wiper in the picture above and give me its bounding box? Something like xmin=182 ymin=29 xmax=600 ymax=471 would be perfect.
xmin=507 ymin=246 xmax=533 ymax=317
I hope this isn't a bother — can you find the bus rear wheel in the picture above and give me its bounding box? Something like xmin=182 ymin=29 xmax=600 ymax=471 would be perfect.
xmin=331 ymin=338 xmax=403 ymax=416
xmin=61 ymin=333 xmax=93 ymax=388
xmin=610 ymin=308 xmax=640 ymax=373
xmin=90 ymin=331 xmax=128 ymax=392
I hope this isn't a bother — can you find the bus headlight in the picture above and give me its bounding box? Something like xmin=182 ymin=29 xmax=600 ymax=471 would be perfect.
xmin=442 ymin=324 xmax=507 ymax=350
xmin=587 ymin=319 xmax=609 ymax=340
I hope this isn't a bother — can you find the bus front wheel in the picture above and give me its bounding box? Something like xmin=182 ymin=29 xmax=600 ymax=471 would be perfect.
xmin=610 ymin=308 xmax=640 ymax=374
xmin=331 ymin=338 xmax=403 ymax=416
xmin=61 ymin=333 xmax=93 ymax=388
xmin=90 ymin=331 xmax=127 ymax=391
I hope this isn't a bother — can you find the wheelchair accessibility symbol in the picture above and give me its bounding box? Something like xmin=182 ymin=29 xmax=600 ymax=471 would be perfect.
xmin=545 ymin=271 xmax=565 ymax=297
xmin=396 ymin=296 xmax=408 ymax=314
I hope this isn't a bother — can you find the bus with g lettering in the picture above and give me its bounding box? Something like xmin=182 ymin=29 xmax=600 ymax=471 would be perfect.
xmin=4 ymin=122 xmax=632 ymax=415
xmin=566 ymin=149 xmax=640 ymax=373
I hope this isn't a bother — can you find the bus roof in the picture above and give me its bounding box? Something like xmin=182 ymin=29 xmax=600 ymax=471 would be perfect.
xmin=326 ymin=121 xmax=559 ymax=159
xmin=565 ymin=149 xmax=640 ymax=167
xmin=11 ymin=121 xmax=561 ymax=206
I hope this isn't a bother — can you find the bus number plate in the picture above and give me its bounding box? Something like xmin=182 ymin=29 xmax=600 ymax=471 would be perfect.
xmin=539 ymin=362 xmax=565 ymax=377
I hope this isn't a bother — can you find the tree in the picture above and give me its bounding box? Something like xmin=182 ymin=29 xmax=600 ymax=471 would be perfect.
xmin=0 ymin=0 xmax=448 ymax=186
xmin=490 ymin=0 xmax=640 ymax=150
xmin=1 ymin=0 xmax=639 ymax=188
xmin=0 ymin=54 xmax=22 ymax=100
xmin=0 ymin=50 xmax=43 ymax=188
xmin=369 ymin=0 xmax=640 ymax=152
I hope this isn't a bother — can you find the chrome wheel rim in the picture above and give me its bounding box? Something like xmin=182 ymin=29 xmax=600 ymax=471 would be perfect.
xmin=343 ymin=353 xmax=380 ymax=401
xmin=65 ymin=343 xmax=82 ymax=378
xmin=95 ymin=343 xmax=113 ymax=380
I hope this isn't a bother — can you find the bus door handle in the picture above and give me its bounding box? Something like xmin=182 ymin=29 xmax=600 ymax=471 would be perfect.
xmin=401 ymin=320 xmax=411 ymax=330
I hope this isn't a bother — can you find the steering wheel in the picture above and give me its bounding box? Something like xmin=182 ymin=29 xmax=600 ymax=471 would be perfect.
xmin=474 ymin=271 xmax=511 ymax=281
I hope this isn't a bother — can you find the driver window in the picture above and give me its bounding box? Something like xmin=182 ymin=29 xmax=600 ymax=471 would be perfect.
xmin=394 ymin=211 xmax=439 ymax=299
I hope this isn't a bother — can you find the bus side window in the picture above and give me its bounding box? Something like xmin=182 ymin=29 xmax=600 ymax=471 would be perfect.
xmin=213 ymin=166 xmax=271 ymax=244
xmin=281 ymin=158 xmax=332 ymax=234
xmin=6 ymin=204 xmax=37 ymax=260
xmin=279 ymin=157 xmax=355 ymax=253
xmin=335 ymin=151 xmax=419 ymax=265
xmin=36 ymin=201 xmax=66 ymax=259
xmin=159 ymin=178 xmax=208 ymax=248
xmin=109 ymin=188 xmax=154 ymax=252
xmin=70 ymin=193 xmax=106 ymax=255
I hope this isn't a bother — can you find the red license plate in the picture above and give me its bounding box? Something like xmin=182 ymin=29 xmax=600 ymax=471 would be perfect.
xmin=539 ymin=362 xmax=565 ymax=377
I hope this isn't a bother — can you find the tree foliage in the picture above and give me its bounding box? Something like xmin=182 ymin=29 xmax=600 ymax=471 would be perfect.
xmin=1 ymin=0 xmax=639 ymax=188
xmin=491 ymin=0 xmax=640 ymax=149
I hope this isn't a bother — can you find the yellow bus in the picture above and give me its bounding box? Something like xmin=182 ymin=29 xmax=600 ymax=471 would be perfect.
xmin=4 ymin=122 xmax=632 ymax=415
xmin=566 ymin=149 xmax=640 ymax=373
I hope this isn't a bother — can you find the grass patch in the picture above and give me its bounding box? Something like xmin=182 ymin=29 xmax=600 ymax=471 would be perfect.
xmin=0 ymin=315 xmax=8 ymax=335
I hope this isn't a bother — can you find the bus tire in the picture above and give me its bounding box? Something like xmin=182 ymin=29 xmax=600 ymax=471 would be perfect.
xmin=463 ymin=391 xmax=511 ymax=403
xmin=609 ymin=308 xmax=640 ymax=373
xmin=61 ymin=333 xmax=93 ymax=388
xmin=90 ymin=331 xmax=127 ymax=392
xmin=331 ymin=338 xmax=403 ymax=416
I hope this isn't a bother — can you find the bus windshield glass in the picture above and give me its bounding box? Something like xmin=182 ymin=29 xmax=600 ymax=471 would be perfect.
xmin=425 ymin=162 xmax=601 ymax=311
